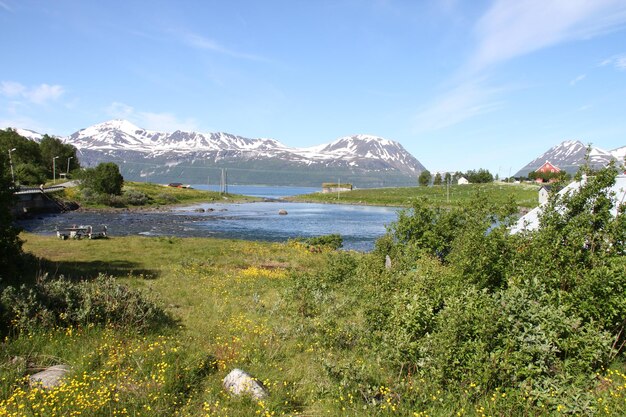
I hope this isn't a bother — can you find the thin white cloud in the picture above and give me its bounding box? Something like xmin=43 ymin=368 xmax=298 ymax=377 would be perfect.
xmin=106 ymin=102 xmax=199 ymax=132
xmin=570 ymin=74 xmax=586 ymax=85
xmin=600 ymin=53 xmax=626 ymax=70
xmin=413 ymin=80 xmax=504 ymax=133
xmin=25 ymin=84 xmax=64 ymax=104
xmin=413 ymin=0 xmax=626 ymax=134
xmin=0 ymin=81 xmax=25 ymax=97
xmin=180 ymin=32 xmax=269 ymax=62
xmin=0 ymin=81 xmax=64 ymax=104
xmin=470 ymin=0 xmax=626 ymax=71
xmin=0 ymin=1 xmax=11 ymax=12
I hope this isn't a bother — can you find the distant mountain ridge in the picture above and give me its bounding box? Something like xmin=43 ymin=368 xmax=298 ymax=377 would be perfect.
xmin=17 ymin=120 xmax=427 ymax=187
xmin=515 ymin=140 xmax=625 ymax=177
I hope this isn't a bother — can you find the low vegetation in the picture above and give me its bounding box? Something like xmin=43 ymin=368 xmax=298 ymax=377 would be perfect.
xmin=0 ymin=128 xmax=80 ymax=186
xmin=289 ymin=182 xmax=540 ymax=209
xmin=63 ymin=180 xmax=259 ymax=208
xmin=1 ymin=165 xmax=625 ymax=416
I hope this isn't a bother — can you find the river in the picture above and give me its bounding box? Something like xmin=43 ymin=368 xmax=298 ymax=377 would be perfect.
xmin=17 ymin=185 xmax=400 ymax=251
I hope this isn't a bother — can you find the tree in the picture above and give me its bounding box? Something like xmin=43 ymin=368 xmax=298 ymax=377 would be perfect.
xmin=433 ymin=172 xmax=442 ymax=186
xmin=0 ymin=156 xmax=23 ymax=284
xmin=465 ymin=168 xmax=494 ymax=183
xmin=444 ymin=172 xmax=452 ymax=184
xmin=418 ymin=170 xmax=431 ymax=187
xmin=81 ymin=162 xmax=124 ymax=195
xmin=0 ymin=129 xmax=44 ymax=185
xmin=14 ymin=163 xmax=47 ymax=185
xmin=39 ymin=135 xmax=80 ymax=178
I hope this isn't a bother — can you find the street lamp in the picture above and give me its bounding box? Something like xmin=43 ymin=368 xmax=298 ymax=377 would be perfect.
xmin=53 ymin=156 xmax=59 ymax=184
xmin=66 ymin=156 xmax=73 ymax=175
xmin=7 ymin=148 xmax=16 ymax=185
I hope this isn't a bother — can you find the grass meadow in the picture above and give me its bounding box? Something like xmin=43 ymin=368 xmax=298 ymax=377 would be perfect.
xmin=289 ymin=182 xmax=540 ymax=209
xmin=1 ymin=232 xmax=625 ymax=416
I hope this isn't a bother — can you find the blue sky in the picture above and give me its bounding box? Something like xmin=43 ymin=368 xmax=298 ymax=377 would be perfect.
xmin=1 ymin=0 xmax=626 ymax=176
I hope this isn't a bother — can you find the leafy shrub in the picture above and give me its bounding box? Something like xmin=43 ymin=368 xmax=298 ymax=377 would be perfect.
xmin=353 ymin=165 xmax=626 ymax=414
xmin=157 ymin=193 xmax=179 ymax=204
xmin=124 ymin=190 xmax=152 ymax=206
xmin=79 ymin=162 xmax=124 ymax=195
xmin=290 ymin=234 xmax=343 ymax=251
xmin=1 ymin=274 xmax=173 ymax=332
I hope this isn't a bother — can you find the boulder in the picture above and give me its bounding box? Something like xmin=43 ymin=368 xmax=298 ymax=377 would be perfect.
xmin=278 ymin=209 xmax=288 ymax=215
xmin=29 ymin=364 xmax=70 ymax=389
xmin=194 ymin=208 xmax=206 ymax=212
xmin=223 ymin=368 xmax=267 ymax=399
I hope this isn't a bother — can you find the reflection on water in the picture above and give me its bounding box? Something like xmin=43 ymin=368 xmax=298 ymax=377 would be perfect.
xmin=18 ymin=201 xmax=400 ymax=252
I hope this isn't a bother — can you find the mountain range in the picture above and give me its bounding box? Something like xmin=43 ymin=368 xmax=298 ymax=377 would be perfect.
xmin=514 ymin=140 xmax=626 ymax=178
xmin=18 ymin=120 xmax=426 ymax=187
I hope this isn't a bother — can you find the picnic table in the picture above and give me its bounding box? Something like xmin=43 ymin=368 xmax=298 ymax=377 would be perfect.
xmin=56 ymin=225 xmax=108 ymax=240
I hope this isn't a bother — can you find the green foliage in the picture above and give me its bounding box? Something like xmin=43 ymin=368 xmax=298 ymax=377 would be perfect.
xmin=433 ymin=172 xmax=442 ymax=185
xmin=465 ymin=168 xmax=494 ymax=183
xmin=0 ymin=156 xmax=23 ymax=286
xmin=291 ymin=181 xmax=540 ymax=209
xmin=363 ymin=164 xmax=626 ymax=414
xmin=290 ymin=233 xmax=343 ymax=251
xmin=1 ymin=274 xmax=173 ymax=333
xmin=80 ymin=162 xmax=124 ymax=196
xmin=123 ymin=189 xmax=153 ymax=205
xmin=418 ymin=170 xmax=431 ymax=186
xmin=0 ymin=128 xmax=80 ymax=185
xmin=528 ymin=170 xmax=571 ymax=182
xmin=14 ymin=162 xmax=47 ymax=185
xmin=39 ymin=135 xmax=80 ymax=177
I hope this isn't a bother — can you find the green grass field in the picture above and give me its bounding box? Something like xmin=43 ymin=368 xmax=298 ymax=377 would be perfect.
xmin=2 ymin=233 xmax=625 ymax=416
xmin=62 ymin=181 xmax=259 ymax=208
xmin=289 ymin=182 xmax=540 ymax=209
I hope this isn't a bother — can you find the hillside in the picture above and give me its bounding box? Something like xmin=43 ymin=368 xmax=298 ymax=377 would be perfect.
xmin=63 ymin=120 xmax=427 ymax=187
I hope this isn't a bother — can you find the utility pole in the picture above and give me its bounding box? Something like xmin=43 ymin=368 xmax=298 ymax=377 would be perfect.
xmin=337 ymin=178 xmax=340 ymax=200
xmin=53 ymin=156 xmax=59 ymax=184
xmin=66 ymin=156 xmax=73 ymax=175
xmin=8 ymin=148 xmax=16 ymax=185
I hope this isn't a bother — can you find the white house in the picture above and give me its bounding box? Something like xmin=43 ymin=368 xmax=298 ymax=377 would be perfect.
xmin=538 ymin=185 xmax=556 ymax=204
xmin=457 ymin=177 xmax=469 ymax=185
xmin=510 ymin=175 xmax=626 ymax=234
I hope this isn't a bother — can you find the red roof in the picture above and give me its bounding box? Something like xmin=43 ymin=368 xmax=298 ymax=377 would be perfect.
xmin=535 ymin=161 xmax=560 ymax=173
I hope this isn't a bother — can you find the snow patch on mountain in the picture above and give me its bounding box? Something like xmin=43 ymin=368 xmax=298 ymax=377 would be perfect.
xmin=64 ymin=120 xmax=424 ymax=173
xmin=515 ymin=140 xmax=623 ymax=177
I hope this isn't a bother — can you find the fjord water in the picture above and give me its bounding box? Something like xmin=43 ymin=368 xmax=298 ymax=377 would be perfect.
xmin=18 ymin=186 xmax=399 ymax=251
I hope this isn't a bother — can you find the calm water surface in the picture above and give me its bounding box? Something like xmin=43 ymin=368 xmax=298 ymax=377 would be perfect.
xmin=18 ymin=186 xmax=400 ymax=251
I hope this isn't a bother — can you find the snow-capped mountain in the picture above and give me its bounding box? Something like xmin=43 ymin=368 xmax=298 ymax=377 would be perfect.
xmin=14 ymin=128 xmax=45 ymax=142
xmin=514 ymin=140 xmax=621 ymax=177
xmin=64 ymin=120 xmax=426 ymax=187
xmin=611 ymin=146 xmax=626 ymax=162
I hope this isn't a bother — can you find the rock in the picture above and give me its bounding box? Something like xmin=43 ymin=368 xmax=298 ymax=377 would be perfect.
xmin=278 ymin=209 xmax=288 ymax=215
xmin=223 ymin=368 xmax=267 ymax=399
xmin=385 ymin=255 xmax=392 ymax=270
xmin=194 ymin=208 xmax=206 ymax=212
xmin=29 ymin=365 xmax=70 ymax=389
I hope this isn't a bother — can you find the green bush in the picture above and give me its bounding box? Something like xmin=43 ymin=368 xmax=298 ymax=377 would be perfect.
xmin=345 ymin=164 xmax=626 ymax=414
xmin=124 ymin=190 xmax=153 ymax=206
xmin=290 ymin=233 xmax=343 ymax=251
xmin=80 ymin=162 xmax=124 ymax=196
xmin=1 ymin=274 xmax=173 ymax=333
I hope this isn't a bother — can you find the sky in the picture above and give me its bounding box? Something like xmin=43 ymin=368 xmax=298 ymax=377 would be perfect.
xmin=1 ymin=0 xmax=626 ymax=177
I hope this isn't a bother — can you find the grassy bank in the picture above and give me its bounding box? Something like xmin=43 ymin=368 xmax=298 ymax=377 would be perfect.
xmin=289 ymin=182 xmax=540 ymax=209
xmin=2 ymin=222 xmax=625 ymax=416
xmin=62 ymin=181 xmax=259 ymax=209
